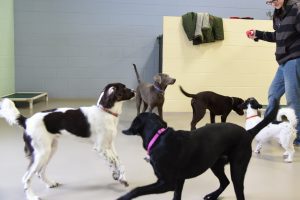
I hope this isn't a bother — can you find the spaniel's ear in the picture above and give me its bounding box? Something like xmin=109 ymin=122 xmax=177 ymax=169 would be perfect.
xmin=96 ymin=92 xmax=104 ymax=106
xmin=107 ymin=86 xmax=116 ymax=96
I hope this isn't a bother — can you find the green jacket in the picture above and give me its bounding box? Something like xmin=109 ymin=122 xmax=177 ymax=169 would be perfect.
xmin=182 ymin=12 xmax=224 ymax=45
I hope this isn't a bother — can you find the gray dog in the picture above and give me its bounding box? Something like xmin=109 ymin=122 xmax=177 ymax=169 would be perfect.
xmin=133 ymin=64 xmax=176 ymax=119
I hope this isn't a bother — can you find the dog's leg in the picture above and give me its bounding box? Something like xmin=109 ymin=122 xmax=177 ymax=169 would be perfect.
xmin=36 ymin=139 xmax=60 ymax=188
xmin=221 ymin=114 xmax=228 ymax=123
xmin=110 ymin=143 xmax=129 ymax=186
xmin=173 ymin=179 xmax=185 ymax=200
xmin=23 ymin=148 xmax=51 ymax=200
xmin=190 ymin=105 xmax=205 ymax=130
xmin=209 ymin=112 xmax=216 ymax=123
xmin=142 ymin=102 xmax=148 ymax=112
xmin=282 ymin=132 xmax=296 ymax=163
xmin=96 ymin=147 xmax=128 ymax=187
xmin=204 ymin=159 xmax=230 ymax=200
xmin=229 ymin=155 xmax=251 ymax=200
xmin=116 ymin=179 xmax=173 ymax=200
xmin=254 ymin=142 xmax=262 ymax=154
xmin=283 ymin=150 xmax=294 ymax=163
xmin=136 ymin=93 xmax=142 ymax=115
xmin=157 ymin=106 xmax=163 ymax=119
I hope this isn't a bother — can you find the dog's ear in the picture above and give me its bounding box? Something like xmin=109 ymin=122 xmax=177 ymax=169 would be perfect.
xmin=99 ymin=85 xmax=118 ymax=108
xmin=96 ymin=92 xmax=104 ymax=106
xmin=107 ymin=86 xmax=116 ymax=96
xmin=238 ymin=102 xmax=247 ymax=110
xmin=153 ymin=74 xmax=162 ymax=84
xmin=252 ymin=98 xmax=263 ymax=109
xmin=155 ymin=113 xmax=167 ymax=125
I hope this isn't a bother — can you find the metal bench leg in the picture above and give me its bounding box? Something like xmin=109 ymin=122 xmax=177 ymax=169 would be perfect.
xmin=29 ymin=100 xmax=33 ymax=110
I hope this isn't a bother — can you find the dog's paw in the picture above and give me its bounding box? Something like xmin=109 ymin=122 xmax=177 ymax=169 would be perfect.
xmin=144 ymin=156 xmax=150 ymax=163
xmin=284 ymin=158 xmax=293 ymax=163
xmin=203 ymin=194 xmax=218 ymax=200
xmin=25 ymin=188 xmax=41 ymax=200
xmin=48 ymin=182 xmax=60 ymax=188
xmin=112 ymin=171 xmax=120 ymax=180
xmin=254 ymin=150 xmax=261 ymax=154
xmin=120 ymin=180 xmax=129 ymax=187
xmin=26 ymin=193 xmax=41 ymax=200
xmin=116 ymin=195 xmax=130 ymax=200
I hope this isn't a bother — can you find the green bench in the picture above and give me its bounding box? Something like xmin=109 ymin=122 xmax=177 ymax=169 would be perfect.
xmin=2 ymin=92 xmax=48 ymax=109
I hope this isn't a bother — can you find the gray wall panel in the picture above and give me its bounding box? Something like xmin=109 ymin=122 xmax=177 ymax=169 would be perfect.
xmin=14 ymin=0 xmax=272 ymax=98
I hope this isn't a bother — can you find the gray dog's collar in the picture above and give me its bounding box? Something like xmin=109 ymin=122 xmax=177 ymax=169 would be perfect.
xmin=154 ymin=85 xmax=164 ymax=93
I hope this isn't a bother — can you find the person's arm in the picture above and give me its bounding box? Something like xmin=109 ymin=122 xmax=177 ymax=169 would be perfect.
xmin=255 ymin=30 xmax=276 ymax=42
xmin=296 ymin=9 xmax=300 ymax=33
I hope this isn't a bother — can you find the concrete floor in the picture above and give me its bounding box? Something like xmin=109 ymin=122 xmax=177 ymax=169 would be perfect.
xmin=0 ymin=99 xmax=299 ymax=200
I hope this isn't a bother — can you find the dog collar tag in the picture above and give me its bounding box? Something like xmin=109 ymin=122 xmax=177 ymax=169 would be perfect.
xmin=147 ymin=128 xmax=167 ymax=155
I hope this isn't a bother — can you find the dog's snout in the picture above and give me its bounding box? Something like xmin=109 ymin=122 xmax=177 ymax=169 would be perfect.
xmin=237 ymin=110 xmax=244 ymax=115
xmin=122 ymin=129 xmax=131 ymax=135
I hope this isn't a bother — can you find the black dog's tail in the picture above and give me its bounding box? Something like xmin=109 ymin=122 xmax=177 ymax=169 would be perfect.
xmin=247 ymin=99 xmax=279 ymax=139
xmin=133 ymin=64 xmax=141 ymax=84
xmin=179 ymin=86 xmax=197 ymax=98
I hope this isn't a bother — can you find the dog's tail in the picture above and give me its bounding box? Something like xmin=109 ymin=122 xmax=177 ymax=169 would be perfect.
xmin=0 ymin=98 xmax=34 ymax=160
xmin=277 ymin=107 xmax=297 ymax=128
xmin=179 ymin=86 xmax=197 ymax=98
xmin=247 ymin=99 xmax=279 ymax=138
xmin=133 ymin=64 xmax=141 ymax=84
xmin=0 ymin=98 xmax=27 ymax=128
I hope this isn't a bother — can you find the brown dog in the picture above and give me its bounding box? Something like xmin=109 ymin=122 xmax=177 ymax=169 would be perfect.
xmin=180 ymin=86 xmax=244 ymax=130
xmin=133 ymin=64 xmax=176 ymax=119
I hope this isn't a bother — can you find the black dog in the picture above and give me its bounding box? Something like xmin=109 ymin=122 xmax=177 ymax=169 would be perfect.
xmin=180 ymin=86 xmax=244 ymax=130
xmin=117 ymin=100 xmax=279 ymax=200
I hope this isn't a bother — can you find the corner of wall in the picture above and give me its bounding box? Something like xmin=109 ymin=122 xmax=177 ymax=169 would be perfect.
xmin=0 ymin=0 xmax=15 ymax=97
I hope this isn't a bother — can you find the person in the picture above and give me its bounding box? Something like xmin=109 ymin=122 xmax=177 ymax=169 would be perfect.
xmin=246 ymin=0 xmax=300 ymax=146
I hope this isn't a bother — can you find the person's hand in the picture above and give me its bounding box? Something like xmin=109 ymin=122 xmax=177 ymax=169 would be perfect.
xmin=246 ymin=29 xmax=257 ymax=40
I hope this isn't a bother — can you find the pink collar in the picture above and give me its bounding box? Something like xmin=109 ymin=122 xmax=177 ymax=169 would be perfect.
xmin=147 ymin=128 xmax=167 ymax=155
xmin=246 ymin=115 xmax=258 ymax=120
xmin=98 ymin=105 xmax=119 ymax=117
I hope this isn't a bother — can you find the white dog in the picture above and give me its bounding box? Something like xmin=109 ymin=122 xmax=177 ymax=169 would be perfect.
xmin=241 ymin=97 xmax=297 ymax=163
xmin=0 ymin=82 xmax=134 ymax=200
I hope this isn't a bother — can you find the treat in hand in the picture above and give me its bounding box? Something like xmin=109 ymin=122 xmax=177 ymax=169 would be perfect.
xmin=246 ymin=30 xmax=255 ymax=37
xmin=246 ymin=29 xmax=258 ymax=41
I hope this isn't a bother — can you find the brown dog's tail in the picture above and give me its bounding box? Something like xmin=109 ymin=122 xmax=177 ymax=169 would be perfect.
xmin=133 ymin=64 xmax=141 ymax=84
xmin=179 ymin=86 xmax=197 ymax=98
xmin=247 ymin=99 xmax=279 ymax=139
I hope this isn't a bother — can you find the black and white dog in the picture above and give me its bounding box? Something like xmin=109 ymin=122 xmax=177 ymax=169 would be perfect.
xmin=240 ymin=97 xmax=297 ymax=163
xmin=0 ymin=83 xmax=134 ymax=200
